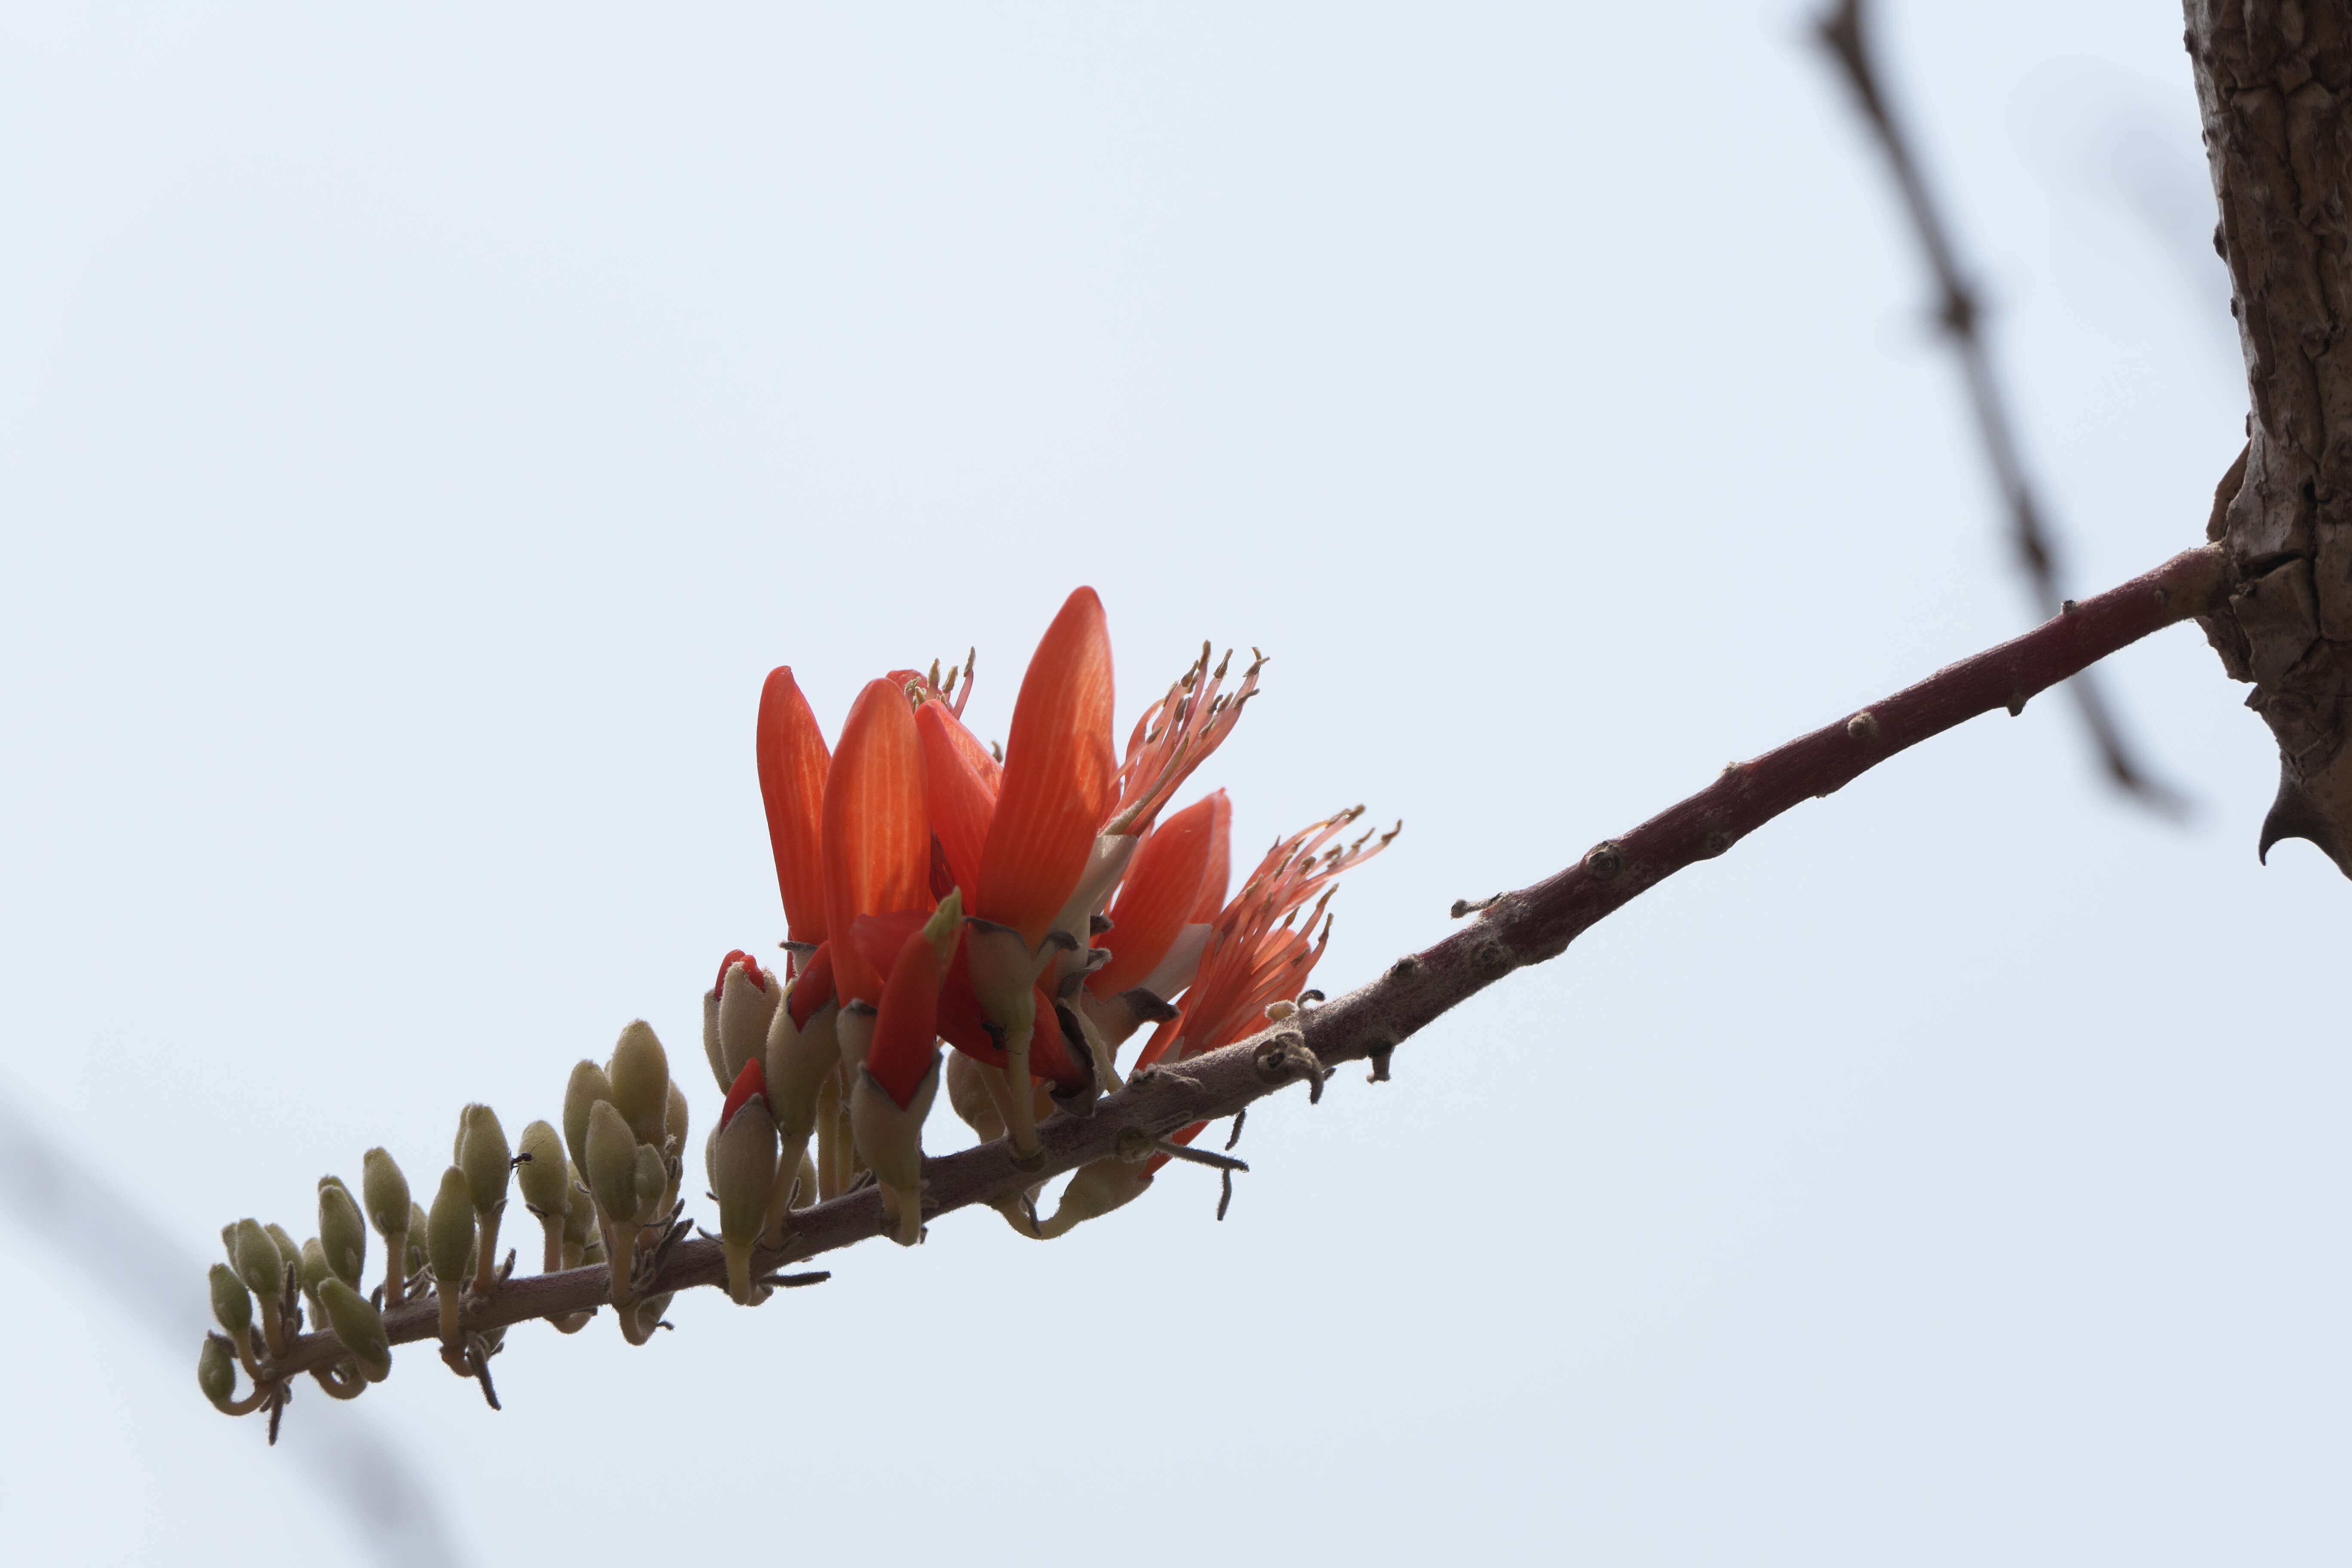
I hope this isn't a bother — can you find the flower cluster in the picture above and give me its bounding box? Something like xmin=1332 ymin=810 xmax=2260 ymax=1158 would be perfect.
xmin=197 ymin=587 xmax=1391 ymax=1427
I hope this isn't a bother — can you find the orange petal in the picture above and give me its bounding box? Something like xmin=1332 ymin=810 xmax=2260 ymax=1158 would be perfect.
xmin=822 ymin=678 xmax=933 ymax=1004
xmin=867 ymin=928 xmax=942 ymax=1110
xmin=1188 ymin=790 xmax=1233 ymax=922
xmin=976 ymin=588 xmax=1115 ymax=945
xmin=848 ymin=910 xmax=930 ymax=985
xmin=757 ymin=668 xmax=833 ymax=944
xmin=1088 ymin=792 xmax=1222 ymax=997
xmin=916 ymin=699 xmax=998 ymax=903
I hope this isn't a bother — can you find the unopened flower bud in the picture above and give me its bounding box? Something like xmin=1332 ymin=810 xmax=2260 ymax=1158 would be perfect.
xmin=515 ymin=1120 xmax=569 ymax=1218
xmin=585 ymin=1099 xmax=640 ymax=1222
xmin=208 ymin=1263 xmax=252 ymax=1337
xmin=714 ymin=952 xmax=778 ymax=1089
xmin=702 ymin=984 xmax=726 ymax=1093
xmin=714 ymin=1094 xmax=778 ymax=1302
xmin=457 ymin=1104 xmax=512 ymax=1213
xmin=299 ymin=1237 xmax=333 ymax=1310
xmin=317 ymin=1277 xmax=392 ymax=1382
xmin=561 ymin=1169 xmax=594 ymax=1248
xmin=198 ymin=1336 xmax=237 ymax=1406
xmin=664 ymin=1078 xmax=689 ymax=1157
xmin=360 ymin=1148 xmax=410 ymax=1240
xmin=426 ymin=1167 xmax=475 ymax=1289
xmin=264 ymin=1224 xmax=303 ymax=1282
xmin=318 ymin=1179 xmax=368 ymax=1286
xmin=633 ymin=1142 xmax=667 ymax=1221
xmin=405 ymin=1203 xmax=430 ymax=1276
xmin=765 ymin=987 xmax=838 ymax=1140
xmin=231 ymin=1219 xmax=283 ymax=1300
xmin=608 ymin=1021 xmax=671 ymax=1147
xmin=849 ymin=1056 xmax=940 ymax=1247
xmin=563 ymin=1060 xmax=615 ymax=1174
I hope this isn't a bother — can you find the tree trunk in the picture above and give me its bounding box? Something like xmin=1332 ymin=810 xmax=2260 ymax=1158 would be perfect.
xmin=2186 ymin=0 xmax=2352 ymax=876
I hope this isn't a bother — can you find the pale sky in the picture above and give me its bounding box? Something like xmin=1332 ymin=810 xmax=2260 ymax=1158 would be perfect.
xmin=5 ymin=4 xmax=2344 ymax=1566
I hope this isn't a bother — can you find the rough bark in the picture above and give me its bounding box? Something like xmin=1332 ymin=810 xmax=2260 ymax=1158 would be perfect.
xmin=2187 ymin=0 xmax=2352 ymax=874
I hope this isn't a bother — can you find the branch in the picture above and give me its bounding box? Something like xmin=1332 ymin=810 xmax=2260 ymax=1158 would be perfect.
xmin=266 ymin=545 xmax=2228 ymax=1383
xmin=1815 ymin=0 xmax=2182 ymax=812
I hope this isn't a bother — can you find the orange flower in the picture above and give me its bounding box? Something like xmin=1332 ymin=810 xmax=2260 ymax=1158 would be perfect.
xmin=1134 ymin=806 xmax=1397 ymax=1074
xmin=1087 ymin=790 xmax=1230 ymax=1000
xmin=747 ymin=588 xmax=1389 ymax=1212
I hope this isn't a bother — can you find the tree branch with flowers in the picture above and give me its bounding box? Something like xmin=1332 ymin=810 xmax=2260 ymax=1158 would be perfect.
xmin=201 ymin=542 xmax=2234 ymax=1428
xmin=196 ymin=0 xmax=2352 ymax=1445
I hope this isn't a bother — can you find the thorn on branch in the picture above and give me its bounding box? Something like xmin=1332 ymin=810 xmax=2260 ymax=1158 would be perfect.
xmin=1450 ymin=893 xmax=1503 ymax=919
xmin=1153 ymin=1139 xmax=1249 ymax=1174
xmin=1253 ymin=1033 xmax=1329 ymax=1103
xmin=466 ymin=1335 xmax=502 ymax=1412
xmin=751 ymin=1270 xmax=832 ymax=1289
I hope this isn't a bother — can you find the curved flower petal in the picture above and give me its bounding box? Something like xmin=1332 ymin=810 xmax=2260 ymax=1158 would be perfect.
xmin=757 ymin=668 xmax=833 ymax=944
xmin=1087 ymin=790 xmax=1226 ymax=998
xmin=975 ymin=588 xmax=1115 ymax=947
xmin=822 ymin=678 xmax=933 ymax=1004
xmin=916 ymin=699 xmax=998 ymax=904
xmin=866 ymin=926 xmax=943 ymax=1111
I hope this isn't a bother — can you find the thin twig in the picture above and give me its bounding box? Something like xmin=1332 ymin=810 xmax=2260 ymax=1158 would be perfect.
xmin=263 ymin=546 xmax=2225 ymax=1381
xmin=1815 ymin=0 xmax=2183 ymax=814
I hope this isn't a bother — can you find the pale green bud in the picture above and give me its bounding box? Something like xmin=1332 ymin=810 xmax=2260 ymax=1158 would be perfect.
xmin=663 ymin=1078 xmax=689 ymax=1156
xmin=263 ymin=1224 xmax=303 ymax=1281
xmin=317 ymin=1277 xmax=392 ymax=1381
xmin=585 ymin=1099 xmax=639 ymax=1222
xmin=457 ymin=1104 xmax=512 ymax=1213
xmin=426 ymin=1167 xmax=475 ymax=1288
xmin=765 ymin=992 xmax=837 ymax=1139
xmin=361 ymin=1148 xmax=410 ymax=1238
xmin=208 ymin=1263 xmax=252 ymax=1337
xmin=198 ymin=1335 xmax=237 ymax=1405
xmin=632 ymin=1142 xmax=667 ymax=1221
xmin=714 ymin=1097 xmax=778 ymax=1302
xmin=563 ymin=1060 xmax=615 ymax=1175
xmin=514 ymin=1119 xmax=569 ymax=1217
xmin=231 ymin=1219 xmax=283 ymax=1300
xmin=318 ymin=1179 xmax=368 ymax=1286
xmin=608 ymin=1021 xmax=671 ymax=1147
xmin=715 ymin=960 xmax=780 ymax=1087
xmin=560 ymin=1167 xmax=594 ymax=1246
xmin=405 ymin=1203 xmax=430 ymax=1275
xmin=299 ymin=1237 xmax=333 ymax=1299
xmin=702 ymin=985 xmax=727 ymax=1093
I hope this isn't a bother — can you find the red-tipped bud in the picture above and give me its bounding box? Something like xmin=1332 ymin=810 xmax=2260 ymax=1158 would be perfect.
xmin=787 ymin=942 xmax=836 ymax=1028
xmin=721 ymin=1056 xmax=769 ymax=1132
xmin=714 ymin=949 xmax=769 ymax=996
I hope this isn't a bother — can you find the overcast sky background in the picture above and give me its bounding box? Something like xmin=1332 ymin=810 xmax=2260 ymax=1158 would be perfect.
xmin=4 ymin=3 xmax=2345 ymax=1564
